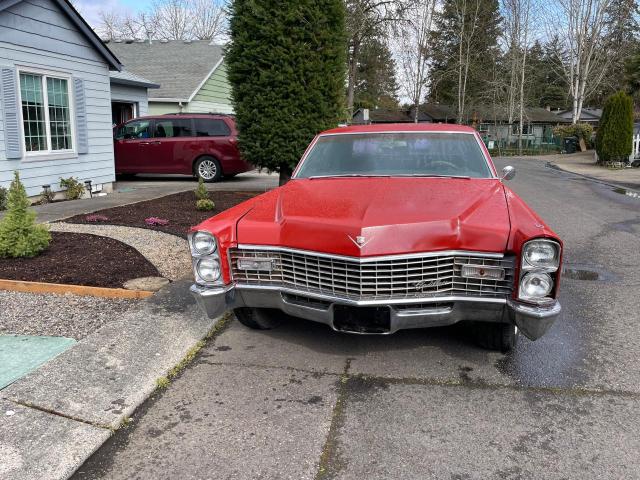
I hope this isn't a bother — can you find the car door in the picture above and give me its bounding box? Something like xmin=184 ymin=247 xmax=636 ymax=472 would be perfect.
xmin=114 ymin=119 xmax=153 ymax=173
xmin=151 ymin=118 xmax=195 ymax=173
xmin=193 ymin=118 xmax=243 ymax=172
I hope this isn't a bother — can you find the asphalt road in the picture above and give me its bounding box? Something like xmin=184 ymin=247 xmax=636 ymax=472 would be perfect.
xmin=72 ymin=158 xmax=640 ymax=480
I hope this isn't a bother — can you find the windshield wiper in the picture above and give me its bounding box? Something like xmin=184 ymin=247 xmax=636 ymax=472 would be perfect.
xmin=308 ymin=174 xmax=391 ymax=179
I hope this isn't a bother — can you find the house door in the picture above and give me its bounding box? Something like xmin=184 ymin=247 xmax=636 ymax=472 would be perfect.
xmin=112 ymin=102 xmax=136 ymax=127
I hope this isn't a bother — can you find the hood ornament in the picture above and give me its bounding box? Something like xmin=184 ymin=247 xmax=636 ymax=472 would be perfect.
xmin=348 ymin=235 xmax=372 ymax=249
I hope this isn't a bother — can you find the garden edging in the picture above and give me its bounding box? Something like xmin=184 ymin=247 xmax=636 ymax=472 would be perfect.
xmin=0 ymin=278 xmax=154 ymax=300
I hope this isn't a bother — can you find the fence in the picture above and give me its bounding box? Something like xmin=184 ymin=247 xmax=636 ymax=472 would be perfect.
xmin=478 ymin=123 xmax=563 ymax=156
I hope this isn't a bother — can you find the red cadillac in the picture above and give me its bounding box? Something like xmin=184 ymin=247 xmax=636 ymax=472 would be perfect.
xmin=188 ymin=124 xmax=562 ymax=352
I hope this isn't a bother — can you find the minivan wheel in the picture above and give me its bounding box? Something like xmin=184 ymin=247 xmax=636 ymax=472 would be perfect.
xmin=195 ymin=156 xmax=222 ymax=182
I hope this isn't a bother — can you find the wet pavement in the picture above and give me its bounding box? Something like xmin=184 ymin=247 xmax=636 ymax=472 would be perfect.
xmin=72 ymin=158 xmax=640 ymax=479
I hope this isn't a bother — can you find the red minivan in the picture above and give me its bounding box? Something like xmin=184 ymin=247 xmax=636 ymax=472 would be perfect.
xmin=113 ymin=113 xmax=253 ymax=182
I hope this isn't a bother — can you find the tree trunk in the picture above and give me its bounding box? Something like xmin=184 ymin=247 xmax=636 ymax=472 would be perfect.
xmin=279 ymin=165 xmax=292 ymax=186
xmin=346 ymin=39 xmax=360 ymax=119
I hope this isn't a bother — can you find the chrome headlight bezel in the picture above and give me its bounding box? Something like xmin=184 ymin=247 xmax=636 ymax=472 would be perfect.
xmin=518 ymin=238 xmax=561 ymax=304
xmin=521 ymin=239 xmax=560 ymax=272
xmin=189 ymin=231 xmax=224 ymax=286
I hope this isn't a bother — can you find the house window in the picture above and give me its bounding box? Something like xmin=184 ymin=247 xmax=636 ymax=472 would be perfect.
xmin=478 ymin=123 xmax=490 ymax=132
xmin=19 ymin=71 xmax=73 ymax=154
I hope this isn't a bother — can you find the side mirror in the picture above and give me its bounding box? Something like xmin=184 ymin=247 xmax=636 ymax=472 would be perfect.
xmin=501 ymin=165 xmax=516 ymax=181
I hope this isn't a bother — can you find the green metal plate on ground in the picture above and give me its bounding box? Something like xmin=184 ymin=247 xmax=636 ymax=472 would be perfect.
xmin=0 ymin=335 xmax=76 ymax=390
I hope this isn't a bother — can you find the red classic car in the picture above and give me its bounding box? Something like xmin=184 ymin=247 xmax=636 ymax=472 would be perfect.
xmin=188 ymin=124 xmax=562 ymax=352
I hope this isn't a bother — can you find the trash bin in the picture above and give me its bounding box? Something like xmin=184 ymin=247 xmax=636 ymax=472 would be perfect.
xmin=563 ymin=136 xmax=578 ymax=154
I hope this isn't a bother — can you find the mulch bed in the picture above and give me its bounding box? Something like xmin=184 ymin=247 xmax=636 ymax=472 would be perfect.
xmin=63 ymin=190 xmax=263 ymax=238
xmin=0 ymin=232 xmax=160 ymax=288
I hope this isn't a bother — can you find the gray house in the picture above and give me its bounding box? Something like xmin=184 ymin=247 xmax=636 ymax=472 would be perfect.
xmin=109 ymin=70 xmax=159 ymax=126
xmin=0 ymin=0 xmax=124 ymax=197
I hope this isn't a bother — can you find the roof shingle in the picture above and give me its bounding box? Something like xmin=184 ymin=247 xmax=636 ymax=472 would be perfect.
xmin=106 ymin=40 xmax=223 ymax=100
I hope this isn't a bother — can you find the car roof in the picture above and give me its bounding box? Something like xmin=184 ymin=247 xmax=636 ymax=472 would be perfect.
xmin=128 ymin=113 xmax=234 ymax=122
xmin=320 ymin=123 xmax=477 ymax=135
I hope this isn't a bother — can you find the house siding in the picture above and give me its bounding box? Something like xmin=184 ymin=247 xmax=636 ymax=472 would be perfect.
xmin=148 ymin=101 xmax=181 ymax=115
xmin=187 ymin=62 xmax=234 ymax=114
xmin=0 ymin=0 xmax=115 ymax=196
xmin=110 ymin=83 xmax=150 ymax=117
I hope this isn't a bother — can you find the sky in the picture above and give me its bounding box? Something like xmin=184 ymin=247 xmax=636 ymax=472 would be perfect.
xmin=74 ymin=0 xmax=153 ymax=28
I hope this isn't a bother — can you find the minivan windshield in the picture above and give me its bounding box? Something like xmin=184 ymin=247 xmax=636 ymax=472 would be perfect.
xmin=294 ymin=132 xmax=493 ymax=179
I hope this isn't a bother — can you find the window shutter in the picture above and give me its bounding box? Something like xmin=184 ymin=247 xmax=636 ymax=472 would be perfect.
xmin=1 ymin=67 xmax=22 ymax=159
xmin=73 ymin=78 xmax=88 ymax=154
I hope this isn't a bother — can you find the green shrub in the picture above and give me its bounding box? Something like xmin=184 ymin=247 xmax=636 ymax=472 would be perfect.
xmin=596 ymin=91 xmax=634 ymax=164
xmin=553 ymin=123 xmax=594 ymax=149
xmin=59 ymin=177 xmax=84 ymax=200
xmin=195 ymin=177 xmax=209 ymax=201
xmin=0 ymin=172 xmax=50 ymax=258
xmin=0 ymin=186 xmax=7 ymax=211
xmin=40 ymin=187 xmax=55 ymax=204
xmin=196 ymin=199 xmax=216 ymax=211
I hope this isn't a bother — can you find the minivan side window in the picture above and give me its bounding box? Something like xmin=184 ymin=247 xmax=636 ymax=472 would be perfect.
xmin=154 ymin=119 xmax=193 ymax=138
xmin=194 ymin=118 xmax=231 ymax=137
xmin=115 ymin=120 xmax=151 ymax=140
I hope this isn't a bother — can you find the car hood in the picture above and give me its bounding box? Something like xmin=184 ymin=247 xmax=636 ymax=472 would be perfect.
xmin=236 ymin=177 xmax=511 ymax=256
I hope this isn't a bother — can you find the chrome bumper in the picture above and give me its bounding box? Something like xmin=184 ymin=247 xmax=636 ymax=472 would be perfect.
xmin=190 ymin=284 xmax=561 ymax=340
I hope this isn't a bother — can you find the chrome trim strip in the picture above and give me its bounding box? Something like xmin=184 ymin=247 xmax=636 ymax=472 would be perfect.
xmin=234 ymin=244 xmax=505 ymax=262
xmin=234 ymin=284 xmax=508 ymax=307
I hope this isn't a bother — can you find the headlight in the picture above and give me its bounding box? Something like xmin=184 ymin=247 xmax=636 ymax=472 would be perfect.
xmin=196 ymin=258 xmax=221 ymax=282
xmin=192 ymin=231 xmax=217 ymax=255
xmin=520 ymin=272 xmax=553 ymax=300
xmin=522 ymin=240 xmax=559 ymax=270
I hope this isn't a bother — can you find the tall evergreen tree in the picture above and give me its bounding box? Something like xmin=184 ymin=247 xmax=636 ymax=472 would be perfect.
xmin=354 ymin=37 xmax=399 ymax=110
xmin=526 ymin=37 xmax=569 ymax=110
xmin=225 ymin=0 xmax=346 ymax=183
xmin=428 ymin=0 xmax=501 ymax=114
xmin=592 ymin=0 xmax=640 ymax=104
xmin=596 ymin=91 xmax=634 ymax=163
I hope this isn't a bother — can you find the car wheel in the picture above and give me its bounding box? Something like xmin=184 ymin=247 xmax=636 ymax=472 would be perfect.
xmin=195 ymin=156 xmax=222 ymax=183
xmin=233 ymin=307 xmax=283 ymax=330
xmin=472 ymin=322 xmax=519 ymax=353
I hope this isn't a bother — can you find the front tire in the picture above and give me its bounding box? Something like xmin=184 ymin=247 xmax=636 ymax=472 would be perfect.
xmin=234 ymin=308 xmax=283 ymax=330
xmin=473 ymin=323 xmax=519 ymax=353
xmin=194 ymin=156 xmax=222 ymax=183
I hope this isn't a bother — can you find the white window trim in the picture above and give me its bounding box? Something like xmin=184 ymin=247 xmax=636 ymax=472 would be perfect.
xmin=16 ymin=66 xmax=77 ymax=160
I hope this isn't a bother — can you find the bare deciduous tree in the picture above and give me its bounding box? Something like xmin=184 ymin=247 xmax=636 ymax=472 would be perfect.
xmin=395 ymin=0 xmax=438 ymax=122
xmin=545 ymin=0 xmax=613 ymax=123
xmin=95 ymin=0 xmax=227 ymax=42
xmin=191 ymin=0 xmax=226 ymax=40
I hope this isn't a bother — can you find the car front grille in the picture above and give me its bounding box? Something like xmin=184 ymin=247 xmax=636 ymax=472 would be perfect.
xmin=229 ymin=247 xmax=515 ymax=301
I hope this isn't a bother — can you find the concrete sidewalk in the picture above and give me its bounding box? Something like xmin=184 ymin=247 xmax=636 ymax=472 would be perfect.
xmin=504 ymin=151 xmax=640 ymax=190
xmin=0 ymin=279 xmax=225 ymax=480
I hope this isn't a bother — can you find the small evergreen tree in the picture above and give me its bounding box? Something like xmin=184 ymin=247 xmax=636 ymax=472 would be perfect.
xmin=226 ymin=0 xmax=346 ymax=184
xmin=596 ymin=91 xmax=634 ymax=164
xmin=194 ymin=177 xmax=209 ymax=201
xmin=0 ymin=172 xmax=50 ymax=258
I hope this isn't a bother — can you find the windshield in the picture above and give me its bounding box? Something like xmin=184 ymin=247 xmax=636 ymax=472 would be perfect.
xmin=295 ymin=132 xmax=493 ymax=179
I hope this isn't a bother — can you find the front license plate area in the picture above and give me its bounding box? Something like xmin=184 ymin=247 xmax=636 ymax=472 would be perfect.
xmin=333 ymin=305 xmax=391 ymax=334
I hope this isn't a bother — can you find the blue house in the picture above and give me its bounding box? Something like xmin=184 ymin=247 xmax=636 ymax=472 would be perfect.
xmin=0 ymin=0 xmax=128 ymax=197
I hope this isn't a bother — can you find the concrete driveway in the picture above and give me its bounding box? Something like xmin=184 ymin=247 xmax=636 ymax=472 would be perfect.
xmin=72 ymin=158 xmax=640 ymax=479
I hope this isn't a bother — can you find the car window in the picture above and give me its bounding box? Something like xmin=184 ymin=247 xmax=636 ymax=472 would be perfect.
xmin=154 ymin=119 xmax=193 ymax=138
xmin=295 ymin=132 xmax=493 ymax=179
xmin=115 ymin=120 xmax=151 ymax=140
xmin=194 ymin=118 xmax=231 ymax=137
